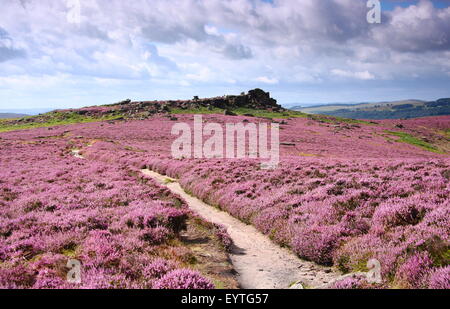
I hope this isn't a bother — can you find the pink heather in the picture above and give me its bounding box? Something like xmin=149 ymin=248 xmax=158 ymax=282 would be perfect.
xmin=1 ymin=114 xmax=448 ymax=289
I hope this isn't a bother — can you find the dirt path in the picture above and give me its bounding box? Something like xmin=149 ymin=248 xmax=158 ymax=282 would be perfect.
xmin=71 ymin=149 xmax=84 ymax=159
xmin=142 ymin=169 xmax=341 ymax=289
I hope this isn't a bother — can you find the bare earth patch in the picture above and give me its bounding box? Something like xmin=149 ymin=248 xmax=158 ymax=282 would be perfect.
xmin=180 ymin=217 xmax=239 ymax=289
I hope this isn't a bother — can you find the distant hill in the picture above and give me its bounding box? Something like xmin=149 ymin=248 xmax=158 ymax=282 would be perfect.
xmin=290 ymin=99 xmax=450 ymax=120
xmin=0 ymin=108 xmax=53 ymax=116
xmin=287 ymin=102 xmax=367 ymax=110
xmin=0 ymin=113 xmax=29 ymax=119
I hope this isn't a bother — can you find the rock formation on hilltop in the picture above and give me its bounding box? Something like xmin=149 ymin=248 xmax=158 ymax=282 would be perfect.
xmin=199 ymin=88 xmax=282 ymax=110
xmin=4 ymin=89 xmax=283 ymax=127
xmin=104 ymin=89 xmax=284 ymax=118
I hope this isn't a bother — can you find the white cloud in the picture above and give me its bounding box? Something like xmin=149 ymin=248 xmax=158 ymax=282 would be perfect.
xmin=331 ymin=69 xmax=375 ymax=80
xmin=0 ymin=74 xmax=70 ymax=89
xmin=0 ymin=0 xmax=448 ymax=107
xmin=0 ymin=27 xmax=26 ymax=62
xmin=372 ymin=0 xmax=450 ymax=52
xmin=204 ymin=25 xmax=220 ymax=36
xmin=255 ymin=76 xmax=279 ymax=84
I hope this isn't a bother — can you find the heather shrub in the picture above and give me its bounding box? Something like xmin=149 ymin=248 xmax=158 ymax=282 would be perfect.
xmin=372 ymin=199 xmax=427 ymax=229
xmin=165 ymin=210 xmax=189 ymax=234
xmin=153 ymin=269 xmax=215 ymax=289
xmin=253 ymin=206 xmax=292 ymax=245
xmin=0 ymin=265 xmax=36 ymax=289
xmin=428 ymin=266 xmax=450 ymax=289
xmin=12 ymin=238 xmax=45 ymax=260
xmin=33 ymin=269 xmax=67 ymax=289
xmin=424 ymin=207 xmax=449 ymax=229
xmin=85 ymin=216 xmax=109 ymax=231
xmin=0 ymin=246 xmax=6 ymax=262
xmin=143 ymin=258 xmax=178 ymax=279
xmin=214 ymin=224 xmax=234 ymax=252
xmin=31 ymin=253 xmax=68 ymax=274
xmin=123 ymin=204 xmax=187 ymax=234
xmin=411 ymin=236 xmax=450 ymax=269
xmin=339 ymin=213 xmax=370 ymax=237
xmin=81 ymin=268 xmax=130 ymax=289
xmin=123 ymin=207 xmax=157 ymax=229
xmin=395 ymin=252 xmax=433 ymax=288
xmin=140 ymin=226 xmax=172 ymax=245
xmin=334 ymin=233 xmax=411 ymax=279
xmin=81 ymin=230 xmax=123 ymax=269
xmin=332 ymin=275 xmax=365 ymax=289
xmin=292 ymin=226 xmax=342 ymax=265
xmin=165 ymin=246 xmax=198 ymax=265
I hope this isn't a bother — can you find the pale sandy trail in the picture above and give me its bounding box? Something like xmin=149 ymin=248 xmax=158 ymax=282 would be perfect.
xmin=71 ymin=149 xmax=84 ymax=159
xmin=142 ymin=169 xmax=341 ymax=289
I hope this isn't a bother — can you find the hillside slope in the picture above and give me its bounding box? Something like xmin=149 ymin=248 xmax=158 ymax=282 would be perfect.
xmin=0 ymin=113 xmax=29 ymax=119
xmin=0 ymin=89 xmax=293 ymax=132
xmin=292 ymin=99 xmax=450 ymax=120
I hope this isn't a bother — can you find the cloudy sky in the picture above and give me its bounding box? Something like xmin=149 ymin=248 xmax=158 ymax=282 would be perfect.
xmin=0 ymin=0 xmax=449 ymax=109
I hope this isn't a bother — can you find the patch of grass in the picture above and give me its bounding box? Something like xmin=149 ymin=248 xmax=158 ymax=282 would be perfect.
xmin=171 ymin=197 xmax=184 ymax=209
xmin=170 ymin=106 xmax=308 ymax=119
xmin=438 ymin=129 xmax=450 ymax=140
xmin=167 ymin=106 xmax=377 ymax=127
xmin=432 ymin=248 xmax=450 ymax=267
xmin=170 ymin=107 xmax=225 ymax=115
xmin=385 ymin=131 xmax=443 ymax=153
xmin=231 ymin=107 xmax=307 ymax=119
xmin=337 ymin=255 xmax=351 ymax=273
xmin=298 ymin=152 xmax=319 ymax=157
xmin=164 ymin=178 xmax=176 ymax=184
xmin=61 ymin=248 xmax=78 ymax=258
xmin=308 ymin=113 xmax=373 ymax=125
xmin=352 ymin=258 xmax=370 ymax=273
xmin=0 ymin=112 xmax=123 ymax=133
xmin=213 ymin=279 xmax=227 ymax=289
xmin=124 ymin=145 xmax=147 ymax=153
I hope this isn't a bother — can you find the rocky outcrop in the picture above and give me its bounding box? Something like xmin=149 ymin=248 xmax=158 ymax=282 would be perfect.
xmin=63 ymin=89 xmax=283 ymax=119
xmin=131 ymin=88 xmax=281 ymax=112
xmin=5 ymin=89 xmax=283 ymax=127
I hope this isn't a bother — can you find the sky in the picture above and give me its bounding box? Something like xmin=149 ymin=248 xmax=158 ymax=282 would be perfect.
xmin=0 ymin=0 xmax=449 ymax=110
